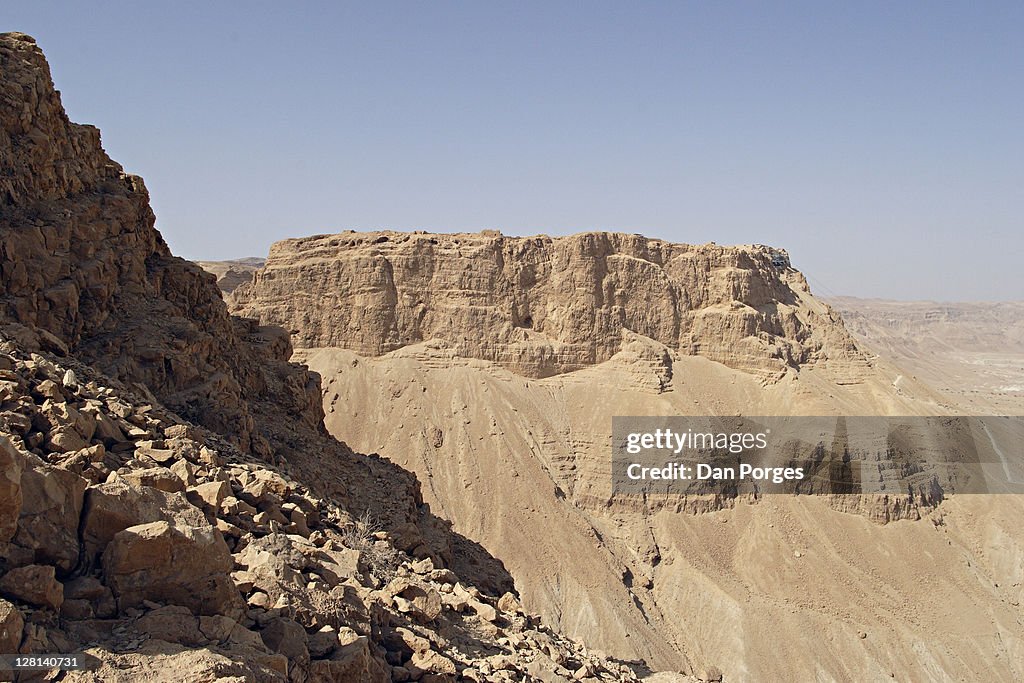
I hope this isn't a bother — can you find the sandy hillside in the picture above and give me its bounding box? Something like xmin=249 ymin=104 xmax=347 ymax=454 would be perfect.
xmin=296 ymin=340 xmax=1024 ymax=681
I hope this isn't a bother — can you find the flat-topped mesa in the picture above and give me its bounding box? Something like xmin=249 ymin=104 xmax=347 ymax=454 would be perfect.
xmin=232 ymin=230 xmax=865 ymax=379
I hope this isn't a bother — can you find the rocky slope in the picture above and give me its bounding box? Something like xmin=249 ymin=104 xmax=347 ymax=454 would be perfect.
xmin=231 ymin=231 xmax=867 ymax=382
xmin=0 ymin=32 xmax=684 ymax=682
xmin=291 ymin=340 xmax=1024 ymax=681
xmin=1 ymin=332 xmax=662 ymax=682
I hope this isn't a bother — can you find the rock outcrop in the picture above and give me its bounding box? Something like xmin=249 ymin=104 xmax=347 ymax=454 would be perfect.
xmin=0 ymin=32 xmax=315 ymax=456
xmin=232 ymin=230 xmax=866 ymax=380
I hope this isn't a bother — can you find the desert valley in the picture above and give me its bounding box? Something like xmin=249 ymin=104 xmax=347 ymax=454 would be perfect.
xmin=2 ymin=28 xmax=1023 ymax=683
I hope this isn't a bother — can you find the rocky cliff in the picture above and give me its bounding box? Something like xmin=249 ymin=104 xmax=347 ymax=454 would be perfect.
xmin=231 ymin=231 xmax=866 ymax=381
xmin=0 ymin=31 xmax=304 ymax=456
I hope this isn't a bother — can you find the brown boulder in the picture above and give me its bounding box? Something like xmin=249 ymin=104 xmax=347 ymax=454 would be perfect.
xmin=0 ymin=598 xmax=24 ymax=653
xmin=0 ymin=436 xmax=23 ymax=542
xmin=395 ymin=587 xmax=442 ymax=622
xmin=89 ymin=409 xmax=126 ymax=443
xmin=307 ymin=626 xmax=340 ymax=658
xmin=0 ymin=564 xmax=63 ymax=609
xmin=13 ymin=460 xmax=87 ymax=572
xmin=101 ymin=520 xmax=243 ymax=618
xmin=80 ymin=479 xmax=207 ymax=562
xmin=259 ymin=616 xmax=309 ymax=663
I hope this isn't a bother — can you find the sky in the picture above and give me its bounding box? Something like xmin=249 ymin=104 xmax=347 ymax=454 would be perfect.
xmin=5 ymin=1 xmax=1022 ymax=301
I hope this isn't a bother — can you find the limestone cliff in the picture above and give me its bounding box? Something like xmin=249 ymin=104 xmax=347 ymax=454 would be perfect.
xmin=232 ymin=230 xmax=866 ymax=381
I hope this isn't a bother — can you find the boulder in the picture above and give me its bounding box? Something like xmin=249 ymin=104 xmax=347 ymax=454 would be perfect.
xmin=0 ymin=598 xmax=24 ymax=653
xmin=60 ymin=598 xmax=93 ymax=620
xmin=526 ymin=653 xmax=572 ymax=683
xmin=62 ymin=575 xmax=106 ymax=601
xmin=90 ymin=410 xmax=126 ymax=443
xmin=169 ymin=459 xmax=197 ymax=487
xmin=470 ymin=598 xmax=498 ymax=623
xmin=80 ymin=479 xmax=207 ymax=562
xmin=0 ymin=436 xmax=24 ymax=543
xmin=198 ymin=614 xmax=237 ymax=644
xmin=101 ymin=520 xmax=243 ymax=618
xmin=44 ymin=426 xmax=90 ymax=453
xmin=134 ymin=605 xmax=206 ymax=646
xmin=13 ymin=460 xmax=87 ymax=572
xmin=409 ymin=649 xmax=457 ymax=676
xmin=239 ymin=470 xmax=291 ymax=505
xmin=120 ymin=467 xmax=185 ymax=493
xmin=395 ymin=626 xmax=431 ymax=655
xmin=387 ymin=578 xmax=442 ymax=622
xmin=307 ymin=626 xmax=340 ymax=659
xmin=259 ymin=616 xmax=309 ymax=663
xmin=308 ymin=634 xmax=388 ymax=683
xmin=0 ymin=564 xmax=63 ymax=609
xmin=186 ymin=480 xmax=230 ymax=511
xmin=497 ymin=592 xmax=522 ymax=614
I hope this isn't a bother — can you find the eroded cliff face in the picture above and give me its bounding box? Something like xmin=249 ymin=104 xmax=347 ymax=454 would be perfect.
xmin=231 ymin=230 xmax=866 ymax=381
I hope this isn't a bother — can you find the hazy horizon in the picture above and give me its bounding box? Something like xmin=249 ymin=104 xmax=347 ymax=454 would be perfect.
xmin=5 ymin=2 xmax=1022 ymax=301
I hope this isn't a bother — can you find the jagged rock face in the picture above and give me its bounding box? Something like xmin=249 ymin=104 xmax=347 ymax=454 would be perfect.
xmin=0 ymin=33 xmax=163 ymax=341
xmin=232 ymin=230 xmax=863 ymax=379
xmin=0 ymin=33 xmax=321 ymax=455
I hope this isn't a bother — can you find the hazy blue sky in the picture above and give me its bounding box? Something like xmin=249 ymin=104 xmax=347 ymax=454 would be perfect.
xmin=6 ymin=2 xmax=1022 ymax=300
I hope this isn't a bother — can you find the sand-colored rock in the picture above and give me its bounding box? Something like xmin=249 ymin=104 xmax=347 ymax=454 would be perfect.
xmin=232 ymin=231 xmax=867 ymax=381
xmin=102 ymin=520 xmax=243 ymax=617
xmin=0 ymin=436 xmax=23 ymax=542
xmin=81 ymin=479 xmax=208 ymax=563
